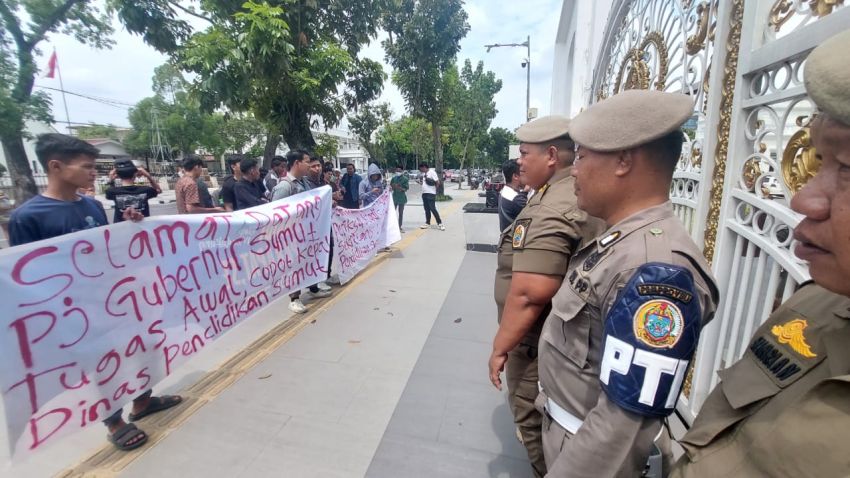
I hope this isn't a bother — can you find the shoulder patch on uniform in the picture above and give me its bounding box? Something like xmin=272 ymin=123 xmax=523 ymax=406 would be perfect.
xmin=599 ymin=231 xmax=621 ymax=248
xmin=771 ymin=319 xmax=817 ymax=358
xmin=582 ymin=249 xmax=609 ymax=272
xmin=637 ymin=284 xmax=693 ymax=303
xmin=633 ymin=300 xmax=685 ymax=349
xmin=512 ymin=218 xmax=532 ymax=249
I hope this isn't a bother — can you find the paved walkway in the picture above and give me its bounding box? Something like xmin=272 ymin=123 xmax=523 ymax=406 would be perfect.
xmin=2 ymin=184 xmax=529 ymax=477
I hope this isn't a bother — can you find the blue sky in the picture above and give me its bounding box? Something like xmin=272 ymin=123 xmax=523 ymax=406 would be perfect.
xmin=38 ymin=0 xmax=563 ymax=135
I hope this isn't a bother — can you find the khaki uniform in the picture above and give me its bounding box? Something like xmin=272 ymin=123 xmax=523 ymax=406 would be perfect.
xmin=670 ymin=284 xmax=850 ymax=477
xmin=536 ymin=202 xmax=718 ymax=477
xmin=494 ymin=167 xmax=604 ymax=477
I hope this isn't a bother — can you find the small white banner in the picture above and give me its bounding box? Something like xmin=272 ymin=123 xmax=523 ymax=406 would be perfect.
xmin=0 ymin=187 xmax=332 ymax=457
xmin=331 ymin=190 xmax=401 ymax=284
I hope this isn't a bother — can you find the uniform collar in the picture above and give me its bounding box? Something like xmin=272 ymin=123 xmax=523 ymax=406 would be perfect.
xmin=595 ymin=201 xmax=674 ymax=251
xmin=548 ymin=167 xmax=572 ymax=186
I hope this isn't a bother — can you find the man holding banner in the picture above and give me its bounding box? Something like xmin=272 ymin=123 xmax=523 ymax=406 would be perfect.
xmin=8 ymin=134 xmax=182 ymax=451
xmin=273 ymin=150 xmax=332 ymax=313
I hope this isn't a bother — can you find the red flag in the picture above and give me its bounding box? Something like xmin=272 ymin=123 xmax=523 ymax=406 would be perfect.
xmin=45 ymin=51 xmax=58 ymax=79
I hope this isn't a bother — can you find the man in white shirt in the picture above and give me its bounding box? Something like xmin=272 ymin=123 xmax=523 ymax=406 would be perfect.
xmin=418 ymin=162 xmax=445 ymax=231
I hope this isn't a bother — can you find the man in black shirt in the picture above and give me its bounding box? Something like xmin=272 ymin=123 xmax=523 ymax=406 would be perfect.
xmin=220 ymin=154 xmax=244 ymax=211
xmin=106 ymin=160 xmax=161 ymax=223
xmin=233 ymin=157 xmax=267 ymax=210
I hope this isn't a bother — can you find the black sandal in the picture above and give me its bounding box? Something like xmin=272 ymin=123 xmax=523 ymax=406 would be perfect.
xmin=128 ymin=395 xmax=183 ymax=422
xmin=108 ymin=423 xmax=148 ymax=451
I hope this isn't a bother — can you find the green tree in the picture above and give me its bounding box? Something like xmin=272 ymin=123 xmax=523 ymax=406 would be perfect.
xmin=314 ymin=133 xmax=340 ymax=162
xmin=348 ymin=102 xmax=391 ymax=161
xmin=176 ymin=0 xmax=388 ymax=167
xmin=151 ymin=62 xmax=187 ymax=104
xmin=377 ymin=115 xmax=432 ymax=171
xmin=0 ymin=0 xmax=188 ymax=202
xmin=482 ymin=127 xmax=517 ymax=168
xmin=74 ymin=123 xmax=122 ymax=141
xmin=383 ymin=0 xmax=469 ymax=194
xmin=221 ymin=112 xmax=264 ymax=155
xmin=445 ymin=59 xmax=501 ymax=187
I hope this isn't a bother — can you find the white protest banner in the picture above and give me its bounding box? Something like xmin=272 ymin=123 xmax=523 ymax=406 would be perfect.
xmin=0 ymin=186 xmax=332 ymax=458
xmin=331 ymin=190 xmax=401 ymax=284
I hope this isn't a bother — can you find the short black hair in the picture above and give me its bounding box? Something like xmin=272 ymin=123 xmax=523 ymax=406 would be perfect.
xmin=322 ymin=162 xmax=334 ymax=173
xmin=183 ymin=155 xmax=204 ymax=172
xmin=115 ymin=159 xmax=138 ymax=180
xmin=418 ymin=162 xmax=429 ymax=169
xmin=225 ymin=154 xmax=244 ymax=173
xmin=345 ymin=163 xmax=355 ymax=169
xmin=240 ymin=157 xmax=258 ymax=174
xmin=286 ymin=150 xmax=308 ymax=169
xmin=502 ymin=159 xmax=519 ymax=181
xmin=35 ymin=133 xmax=99 ymax=169
xmin=644 ymin=129 xmax=685 ymax=174
xmin=271 ymin=156 xmax=286 ymax=169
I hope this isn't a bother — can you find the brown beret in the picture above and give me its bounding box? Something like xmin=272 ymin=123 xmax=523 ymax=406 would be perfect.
xmin=805 ymin=30 xmax=850 ymax=126
xmin=570 ymin=90 xmax=693 ymax=151
xmin=515 ymin=115 xmax=571 ymax=143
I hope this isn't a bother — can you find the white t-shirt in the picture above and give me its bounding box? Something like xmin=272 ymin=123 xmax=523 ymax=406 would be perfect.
xmin=421 ymin=169 xmax=439 ymax=195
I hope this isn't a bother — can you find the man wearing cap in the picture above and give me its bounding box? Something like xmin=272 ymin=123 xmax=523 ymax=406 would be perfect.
xmin=535 ymin=90 xmax=719 ymax=477
xmin=670 ymin=29 xmax=850 ymax=478
xmin=489 ymin=116 xmax=604 ymax=477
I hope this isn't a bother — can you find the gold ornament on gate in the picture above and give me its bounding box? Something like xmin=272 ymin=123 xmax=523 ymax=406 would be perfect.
xmin=781 ymin=118 xmax=820 ymax=194
xmin=769 ymin=0 xmax=845 ymax=32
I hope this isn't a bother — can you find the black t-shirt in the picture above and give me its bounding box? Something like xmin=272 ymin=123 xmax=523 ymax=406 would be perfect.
xmin=197 ymin=179 xmax=214 ymax=208
xmin=234 ymin=179 xmax=265 ymax=210
xmin=105 ymin=185 xmax=159 ymax=223
xmin=9 ymin=194 xmax=109 ymax=246
xmin=220 ymin=175 xmax=236 ymax=209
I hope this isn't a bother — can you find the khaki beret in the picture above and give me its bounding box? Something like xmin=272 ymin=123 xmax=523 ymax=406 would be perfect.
xmin=516 ymin=115 xmax=571 ymax=143
xmin=570 ymin=90 xmax=693 ymax=151
xmin=805 ymin=30 xmax=850 ymax=126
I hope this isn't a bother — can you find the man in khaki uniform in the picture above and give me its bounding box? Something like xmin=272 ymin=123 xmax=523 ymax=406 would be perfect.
xmin=535 ymin=90 xmax=719 ymax=477
xmin=490 ymin=116 xmax=604 ymax=477
xmin=671 ymin=29 xmax=850 ymax=478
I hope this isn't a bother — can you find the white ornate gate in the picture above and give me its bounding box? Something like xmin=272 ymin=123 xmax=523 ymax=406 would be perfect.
xmin=590 ymin=0 xmax=849 ymax=422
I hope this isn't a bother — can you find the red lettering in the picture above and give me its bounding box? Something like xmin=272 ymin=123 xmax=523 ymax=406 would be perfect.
xmin=11 ymin=247 xmax=73 ymax=306
xmin=70 ymin=240 xmax=104 ymax=278
xmin=28 ymin=407 xmax=72 ymax=450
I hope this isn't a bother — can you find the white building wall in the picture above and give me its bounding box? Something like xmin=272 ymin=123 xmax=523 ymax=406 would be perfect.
xmin=551 ymin=0 xmax=614 ymax=117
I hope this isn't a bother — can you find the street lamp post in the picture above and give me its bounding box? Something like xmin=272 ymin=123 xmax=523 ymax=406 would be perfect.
xmin=485 ymin=35 xmax=531 ymax=122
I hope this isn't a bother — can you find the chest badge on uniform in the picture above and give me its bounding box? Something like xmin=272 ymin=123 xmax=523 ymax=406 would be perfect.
xmin=583 ymin=250 xmax=606 ymax=272
xmin=512 ymin=219 xmax=532 ymax=249
xmin=633 ymin=300 xmax=684 ymax=349
xmin=599 ymin=231 xmax=621 ymax=248
xmin=771 ymin=319 xmax=817 ymax=358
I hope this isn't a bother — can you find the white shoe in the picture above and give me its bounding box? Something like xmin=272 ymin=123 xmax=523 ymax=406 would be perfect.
xmin=438 ymin=224 xmax=446 ymax=231
xmin=420 ymin=224 xmax=430 ymax=229
xmin=326 ymin=275 xmax=341 ymax=285
xmin=289 ymin=299 xmax=307 ymax=314
xmin=310 ymin=289 xmax=332 ymax=299
xmin=317 ymin=281 xmax=332 ymax=291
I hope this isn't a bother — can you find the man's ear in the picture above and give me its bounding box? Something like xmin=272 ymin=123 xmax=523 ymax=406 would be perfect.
xmin=615 ymin=150 xmax=634 ymax=177
xmin=546 ymin=145 xmax=559 ymax=167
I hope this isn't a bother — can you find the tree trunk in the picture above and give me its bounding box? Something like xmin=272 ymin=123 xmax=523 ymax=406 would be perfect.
xmin=1 ymin=135 xmax=38 ymax=204
xmin=431 ymin=122 xmax=444 ymax=196
xmin=262 ymin=129 xmax=281 ymax=168
xmin=282 ymin=115 xmax=317 ymax=152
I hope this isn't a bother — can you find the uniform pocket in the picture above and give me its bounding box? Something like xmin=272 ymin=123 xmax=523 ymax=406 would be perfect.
xmin=545 ymin=284 xmax=593 ymax=370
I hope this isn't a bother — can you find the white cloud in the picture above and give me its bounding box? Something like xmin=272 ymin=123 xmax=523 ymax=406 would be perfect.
xmin=41 ymin=0 xmax=564 ymax=135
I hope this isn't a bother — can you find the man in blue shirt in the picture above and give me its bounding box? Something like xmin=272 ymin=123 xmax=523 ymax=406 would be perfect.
xmin=340 ymin=162 xmax=362 ymax=209
xmin=9 ymin=134 xmax=182 ymax=451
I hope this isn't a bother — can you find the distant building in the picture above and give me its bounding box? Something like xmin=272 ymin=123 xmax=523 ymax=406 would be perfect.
xmin=275 ymin=127 xmax=369 ymax=172
xmin=551 ymin=0 xmax=614 ymax=117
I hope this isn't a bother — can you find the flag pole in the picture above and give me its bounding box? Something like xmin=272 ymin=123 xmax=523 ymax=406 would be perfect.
xmin=53 ymin=47 xmax=72 ymax=134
